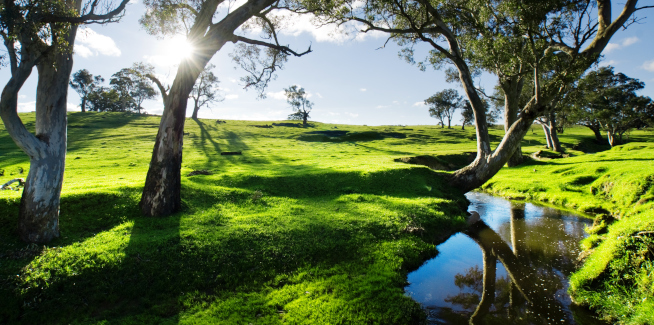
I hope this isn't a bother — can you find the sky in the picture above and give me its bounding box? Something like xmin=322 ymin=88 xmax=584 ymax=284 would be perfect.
xmin=2 ymin=1 xmax=654 ymax=126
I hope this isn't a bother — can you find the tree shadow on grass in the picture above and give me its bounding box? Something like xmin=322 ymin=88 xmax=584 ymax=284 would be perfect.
xmin=0 ymin=167 xmax=467 ymax=324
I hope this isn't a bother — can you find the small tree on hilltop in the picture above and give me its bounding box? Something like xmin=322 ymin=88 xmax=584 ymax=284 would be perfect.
xmin=70 ymin=69 xmax=104 ymax=113
xmin=190 ymin=64 xmax=223 ymax=119
xmin=285 ymin=85 xmax=313 ymax=127
xmin=426 ymin=89 xmax=461 ymax=129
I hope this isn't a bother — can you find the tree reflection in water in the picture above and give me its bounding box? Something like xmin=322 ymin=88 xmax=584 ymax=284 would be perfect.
xmin=425 ymin=204 xmax=606 ymax=325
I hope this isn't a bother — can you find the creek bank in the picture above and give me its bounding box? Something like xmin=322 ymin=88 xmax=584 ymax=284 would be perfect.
xmin=480 ymin=142 xmax=654 ymax=324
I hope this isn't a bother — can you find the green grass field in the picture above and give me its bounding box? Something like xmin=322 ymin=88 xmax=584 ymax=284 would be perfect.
xmin=1 ymin=112 xmax=652 ymax=324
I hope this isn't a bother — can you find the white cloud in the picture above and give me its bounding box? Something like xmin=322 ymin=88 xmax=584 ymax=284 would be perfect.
xmin=266 ymin=90 xmax=286 ymax=100
xmin=249 ymin=12 xmax=386 ymax=44
xmin=376 ymin=105 xmax=389 ymax=109
xmin=230 ymin=79 xmax=237 ymax=83
xmin=18 ymin=95 xmax=26 ymax=99
xmin=642 ymin=59 xmax=654 ymax=72
xmin=360 ymin=88 xmax=367 ymax=92
xmin=315 ymin=92 xmax=323 ymax=98
xmin=346 ymin=113 xmax=359 ymax=118
xmin=623 ymin=36 xmax=639 ymax=46
xmin=225 ymin=94 xmax=239 ymax=100
xmin=75 ymin=28 xmax=121 ymax=57
xmin=18 ymin=101 xmax=35 ymax=112
xmin=413 ymin=102 xmax=426 ymax=107
xmin=67 ymin=103 xmax=79 ymax=111
xmin=392 ymin=100 xmax=399 ymax=104
xmin=605 ymin=36 xmax=640 ymax=53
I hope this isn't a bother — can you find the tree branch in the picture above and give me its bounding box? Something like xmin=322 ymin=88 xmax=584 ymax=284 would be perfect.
xmin=42 ymin=0 xmax=130 ymax=24
xmin=145 ymin=74 xmax=169 ymax=102
xmin=232 ymin=36 xmax=312 ymax=57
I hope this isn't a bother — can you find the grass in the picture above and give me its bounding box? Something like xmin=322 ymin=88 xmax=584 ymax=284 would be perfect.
xmin=481 ymin=139 xmax=654 ymax=324
xmin=2 ymin=112 xmax=653 ymax=324
xmin=1 ymin=112 xmax=481 ymax=324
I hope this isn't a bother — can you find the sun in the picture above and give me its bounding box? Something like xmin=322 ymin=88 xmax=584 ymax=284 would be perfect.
xmin=164 ymin=36 xmax=195 ymax=63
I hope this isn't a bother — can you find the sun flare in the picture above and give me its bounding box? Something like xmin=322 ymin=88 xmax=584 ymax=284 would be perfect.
xmin=164 ymin=37 xmax=195 ymax=63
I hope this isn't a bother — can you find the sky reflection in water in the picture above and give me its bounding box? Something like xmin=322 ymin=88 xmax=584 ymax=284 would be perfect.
xmin=405 ymin=192 xmax=604 ymax=324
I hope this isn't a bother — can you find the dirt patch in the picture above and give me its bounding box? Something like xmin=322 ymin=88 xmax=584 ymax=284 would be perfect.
xmin=187 ymin=170 xmax=213 ymax=176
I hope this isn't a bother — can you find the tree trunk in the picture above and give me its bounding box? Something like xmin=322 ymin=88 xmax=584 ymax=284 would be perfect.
xmin=302 ymin=112 xmax=308 ymax=126
xmin=586 ymin=124 xmax=604 ymax=142
xmin=542 ymin=124 xmax=553 ymax=149
xmin=461 ymin=124 xmax=465 ymax=130
xmin=607 ymin=129 xmax=617 ymax=147
xmin=503 ymin=77 xmax=525 ymax=167
xmin=548 ymin=113 xmax=563 ymax=153
xmin=447 ymin=118 xmax=451 ymax=129
xmin=0 ymin=29 xmax=77 ymax=243
xmin=191 ymin=98 xmax=200 ymax=119
xmin=81 ymin=97 xmax=86 ymax=112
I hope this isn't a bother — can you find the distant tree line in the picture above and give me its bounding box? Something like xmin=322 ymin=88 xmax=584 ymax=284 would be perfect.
xmin=427 ymin=66 xmax=653 ymax=150
xmin=70 ymin=63 xmax=223 ymax=116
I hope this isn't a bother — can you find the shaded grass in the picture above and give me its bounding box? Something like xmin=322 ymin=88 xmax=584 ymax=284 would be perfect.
xmin=0 ymin=112 xmax=473 ymax=324
xmin=482 ymin=141 xmax=654 ymax=324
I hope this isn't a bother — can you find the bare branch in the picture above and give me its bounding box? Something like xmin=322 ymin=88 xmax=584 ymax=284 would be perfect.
xmin=233 ymin=36 xmax=312 ymax=57
xmin=145 ymin=74 xmax=169 ymax=102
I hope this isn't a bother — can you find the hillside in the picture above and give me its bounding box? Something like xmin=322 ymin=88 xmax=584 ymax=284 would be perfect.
xmin=1 ymin=112 xmax=653 ymax=324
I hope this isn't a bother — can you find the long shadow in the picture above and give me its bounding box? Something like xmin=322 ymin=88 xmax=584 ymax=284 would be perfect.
xmin=191 ymin=118 xmax=222 ymax=158
xmin=1 ymin=183 xmax=424 ymax=324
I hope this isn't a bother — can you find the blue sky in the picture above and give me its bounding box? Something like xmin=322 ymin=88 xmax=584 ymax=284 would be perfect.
xmin=2 ymin=1 xmax=654 ymax=126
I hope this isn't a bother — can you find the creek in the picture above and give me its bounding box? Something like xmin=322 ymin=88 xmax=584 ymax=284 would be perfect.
xmin=405 ymin=192 xmax=606 ymax=324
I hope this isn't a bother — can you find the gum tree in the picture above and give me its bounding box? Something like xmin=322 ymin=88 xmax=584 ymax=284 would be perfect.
xmin=70 ymin=69 xmax=104 ymax=112
xmin=0 ymin=0 xmax=130 ymax=243
xmin=425 ymin=88 xmax=461 ymax=129
xmin=190 ymin=64 xmax=223 ymax=119
xmin=285 ymin=85 xmax=313 ymax=126
xmin=307 ymin=0 xmax=652 ymax=192
xmin=139 ymin=0 xmax=311 ymax=217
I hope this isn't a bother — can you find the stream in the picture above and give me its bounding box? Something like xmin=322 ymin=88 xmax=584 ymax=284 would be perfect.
xmin=405 ymin=192 xmax=606 ymax=325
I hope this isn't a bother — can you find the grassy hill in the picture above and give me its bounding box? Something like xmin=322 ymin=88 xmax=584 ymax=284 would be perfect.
xmin=1 ymin=112 xmax=652 ymax=324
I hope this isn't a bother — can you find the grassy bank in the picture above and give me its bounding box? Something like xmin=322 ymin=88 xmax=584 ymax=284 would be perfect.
xmin=0 ymin=112 xmax=483 ymax=324
xmin=482 ymin=139 xmax=654 ymax=324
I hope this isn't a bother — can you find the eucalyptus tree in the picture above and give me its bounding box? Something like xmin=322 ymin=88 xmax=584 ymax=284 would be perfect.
xmin=425 ymin=88 xmax=461 ymax=128
xmin=307 ymin=0 xmax=652 ymax=192
xmin=0 ymin=0 xmax=130 ymax=243
xmin=190 ymin=64 xmax=223 ymax=119
xmin=572 ymin=66 xmax=653 ymax=146
xmin=139 ymin=0 xmax=312 ymax=217
xmin=285 ymin=85 xmax=313 ymax=126
xmin=70 ymin=69 xmax=105 ymax=112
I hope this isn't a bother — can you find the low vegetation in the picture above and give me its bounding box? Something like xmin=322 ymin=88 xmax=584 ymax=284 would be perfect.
xmin=2 ymin=112 xmax=652 ymax=323
xmin=482 ymin=139 xmax=654 ymax=324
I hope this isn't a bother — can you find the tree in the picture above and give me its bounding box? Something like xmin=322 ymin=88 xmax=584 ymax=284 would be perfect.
xmin=0 ymin=0 xmax=129 ymax=243
xmin=309 ymin=0 xmax=651 ymax=192
xmin=87 ymin=87 xmax=123 ymax=112
xmin=139 ymin=0 xmax=312 ymax=217
xmin=128 ymin=62 xmax=158 ymax=114
xmin=190 ymin=64 xmax=223 ymax=119
xmin=69 ymin=69 xmax=104 ymax=112
xmin=425 ymin=89 xmax=461 ymax=129
xmin=284 ymin=85 xmax=313 ymax=126
xmin=460 ymin=100 xmax=474 ymax=130
xmin=571 ymin=66 xmax=653 ymax=147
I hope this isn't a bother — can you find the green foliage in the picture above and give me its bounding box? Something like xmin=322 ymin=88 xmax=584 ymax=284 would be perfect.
xmin=570 ymin=66 xmax=653 ymax=146
xmin=0 ymin=112 xmax=474 ymax=324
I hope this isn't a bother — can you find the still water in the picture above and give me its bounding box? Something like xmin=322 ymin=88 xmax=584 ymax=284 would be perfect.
xmin=405 ymin=192 xmax=605 ymax=325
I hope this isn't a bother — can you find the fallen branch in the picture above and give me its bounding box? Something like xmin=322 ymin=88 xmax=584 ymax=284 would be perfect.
xmin=1 ymin=178 xmax=25 ymax=190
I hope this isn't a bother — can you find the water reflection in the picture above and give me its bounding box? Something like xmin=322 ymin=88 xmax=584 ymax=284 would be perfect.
xmin=405 ymin=192 xmax=605 ymax=325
